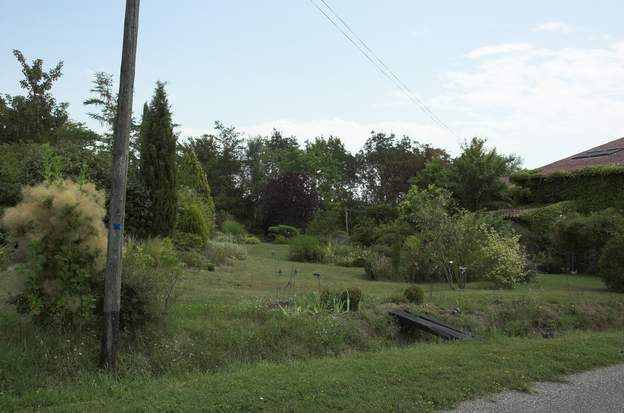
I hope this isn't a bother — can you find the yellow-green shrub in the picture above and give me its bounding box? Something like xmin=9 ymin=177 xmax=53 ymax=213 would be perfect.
xmin=482 ymin=229 xmax=526 ymax=289
xmin=1 ymin=180 xmax=107 ymax=324
xmin=177 ymin=192 xmax=211 ymax=246
xmin=177 ymin=150 xmax=215 ymax=239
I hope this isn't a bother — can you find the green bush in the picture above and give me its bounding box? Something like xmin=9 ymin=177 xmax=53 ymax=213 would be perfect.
xmin=306 ymin=208 xmax=341 ymax=237
xmin=177 ymin=149 xmax=216 ymax=240
xmin=550 ymin=209 xmax=624 ymax=274
xmin=205 ymin=240 xmax=248 ymax=266
xmin=177 ymin=189 xmax=214 ymax=246
xmin=268 ymin=225 xmax=300 ymax=241
xmin=599 ymin=233 xmax=624 ymax=292
xmin=518 ymin=201 xmax=577 ymax=248
xmin=2 ymin=180 xmax=107 ymax=325
xmin=327 ymin=244 xmax=368 ymax=267
xmin=318 ymin=288 xmax=362 ymax=312
xmin=340 ymin=288 xmax=362 ymax=311
xmin=221 ymin=219 xmax=246 ymax=237
xmin=243 ymin=234 xmax=261 ymax=244
xmin=120 ymin=238 xmax=184 ymax=332
xmin=482 ymin=229 xmax=526 ymax=289
xmin=289 ymin=235 xmax=325 ymax=263
xmin=404 ymin=286 xmax=425 ymax=304
xmin=177 ymin=201 xmax=210 ymax=246
xmin=364 ymin=252 xmax=395 ymax=281
xmin=172 ymin=232 xmax=204 ymax=252
xmin=178 ymin=250 xmax=215 ymax=271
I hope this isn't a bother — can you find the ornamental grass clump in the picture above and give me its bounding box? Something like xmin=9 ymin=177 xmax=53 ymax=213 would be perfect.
xmin=1 ymin=180 xmax=107 ymax=325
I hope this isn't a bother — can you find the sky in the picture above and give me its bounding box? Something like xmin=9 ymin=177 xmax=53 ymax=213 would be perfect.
xmin=1 ymin=0 xmax=623 ymax=168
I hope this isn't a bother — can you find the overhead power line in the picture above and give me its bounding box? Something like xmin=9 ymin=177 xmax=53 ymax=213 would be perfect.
xmin=308 ymin=0 xmax=459 ymax=139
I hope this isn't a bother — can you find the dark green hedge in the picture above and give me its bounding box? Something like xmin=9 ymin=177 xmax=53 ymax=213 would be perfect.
xmin=510 ymin=166 xmax=624 ymax=211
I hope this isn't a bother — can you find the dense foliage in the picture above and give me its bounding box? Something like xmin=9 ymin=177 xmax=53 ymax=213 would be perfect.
xmin=599 ymin=233 xmax=624 ymax=292
xmin=139 ymin=82 xmax=177 ymax=238
xmin=289 ymin=235 xmax=325 ymax=263
xmin=176 ymin=149 xmax=216 ymax=243
xmin=262 ymin=172 xmax=320 ymax=230
xmin=0 ymin=50 xmax=68 ymax=144
xmin=404 ymin=286 xmax=425 ymax=304
xmin=399 ymin=186 xmax=526 ymax=288
xmin=520 ymin=205 xmax=624 ymax=274
xmin=2 ymin=180 xmax=107 ymax=325
xmin=511 ymin=166 xmax=624 ymax=211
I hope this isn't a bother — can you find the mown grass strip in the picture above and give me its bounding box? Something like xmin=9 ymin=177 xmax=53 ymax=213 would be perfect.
xmin=3 ymin=330 xmax=623 ymax=412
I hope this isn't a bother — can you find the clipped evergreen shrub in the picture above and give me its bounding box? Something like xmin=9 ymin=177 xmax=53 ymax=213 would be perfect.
xmin=177 ymin=195 xmax=210 ymax=246
xmin=177 ymin=149 xmax=216 ymax=239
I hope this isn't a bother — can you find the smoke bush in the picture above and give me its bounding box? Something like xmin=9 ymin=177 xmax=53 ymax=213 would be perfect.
xmin=1 ymin=179 xmax=107 ymax=325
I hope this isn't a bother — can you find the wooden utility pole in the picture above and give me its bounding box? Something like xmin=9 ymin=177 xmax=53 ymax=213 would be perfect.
xmin=101 ymin=0 xmax=140 ymax=370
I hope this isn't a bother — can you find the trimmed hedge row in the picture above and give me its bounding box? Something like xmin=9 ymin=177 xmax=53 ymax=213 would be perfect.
xmin=511 ymin=166 xmax=624 ymax=212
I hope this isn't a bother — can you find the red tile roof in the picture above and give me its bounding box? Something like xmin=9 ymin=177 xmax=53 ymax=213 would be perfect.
xmin=537 ymin=137 xmax=624 ymax=175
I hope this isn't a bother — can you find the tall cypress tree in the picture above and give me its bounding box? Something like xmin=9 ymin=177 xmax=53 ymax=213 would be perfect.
xmin=139 ymin=81 xmax=177 ymax=237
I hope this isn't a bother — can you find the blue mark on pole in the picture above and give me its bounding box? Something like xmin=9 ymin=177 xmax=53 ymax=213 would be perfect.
xmin=113 ymin=223 xmax=121 ymax=231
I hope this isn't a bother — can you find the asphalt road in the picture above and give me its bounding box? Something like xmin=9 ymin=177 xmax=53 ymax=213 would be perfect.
xmin=443 ymin=363 xmax=624 ymax=413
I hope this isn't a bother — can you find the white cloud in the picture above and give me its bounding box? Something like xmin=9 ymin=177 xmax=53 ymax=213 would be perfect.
xmin=466 ymin=43 xmax=533 ymax=59
xmin=181 ymin=41 xmax=624 ymax=169
xmin=438 ymin=41 xmax=624 ymax=167
xmin=533 ymin=21 xmax=574 ymax=34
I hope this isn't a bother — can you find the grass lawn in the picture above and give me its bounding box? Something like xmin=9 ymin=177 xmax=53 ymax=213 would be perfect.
xmin=1 ymin=242 xmax=623 ymax=412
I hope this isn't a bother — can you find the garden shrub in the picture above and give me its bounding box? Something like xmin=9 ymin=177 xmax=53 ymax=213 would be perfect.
xmin=205 ymin=240 xmax=248 ymax=266
xmin=319 ymin=288 xmax=362 ymax=311
xmin=599 ymin=233 xmax=624 ymax=292
xmin=243 ymin=234 xmax=261 ymax=244
xmin=517 ymin=201 xmax=577 ymax=250
xmin=177 ymin=196 xmax=210 ymax=246
xmin=306 ymin=208 xmax=342 ymax=237
xmin=2 ymin=179 xmax=107 ymax=325
xmin=404 ymin=286 xmax=425 ymax=304
xmin=172 ymin=231 xmax=204 ymax=252
xmin=177 ymin=189 xmax=214 ymax=246
xmin=550 ymin=209 xmax=624 ymax=274
xmin=178 ymin=250 xmax=215 ymax=271
xmin=268 ymin=224 xmax=300 ymax=241
xmin=364 ymin=252 xmax=395 ymax=281
xmin=289 ymin=235 xmax=325 ymax=263
xmin=328 ymin=244 xmax=368 ymax=267
xmin=482 ymin=229 xmax=526 ymax=288
xmin=340 ymin=288 xmax=362 ymax=311
xmin=120 ymin=238 xmax=184 ymax=332
xmin=221 ymin=218 xmax=246 ymax=238
xmin=177 ymin=149 xmax=216 ymax=238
